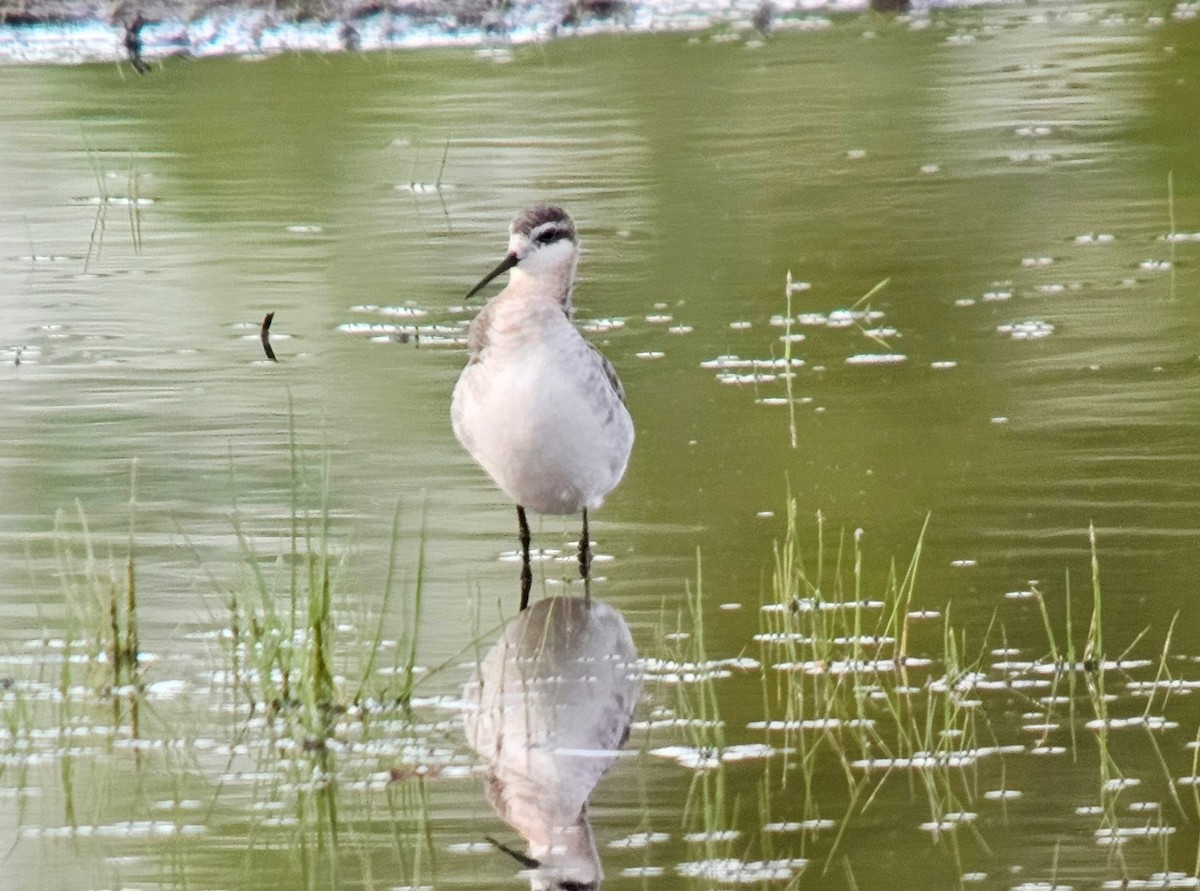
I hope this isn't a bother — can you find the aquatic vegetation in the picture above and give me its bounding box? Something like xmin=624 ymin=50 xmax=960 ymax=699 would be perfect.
xmin=627 ymin=501 xmax=1200 ymax=888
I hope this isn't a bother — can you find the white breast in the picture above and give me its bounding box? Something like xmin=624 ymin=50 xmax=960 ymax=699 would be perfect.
xmin=451 ymin=298 xmax=633 ymax=515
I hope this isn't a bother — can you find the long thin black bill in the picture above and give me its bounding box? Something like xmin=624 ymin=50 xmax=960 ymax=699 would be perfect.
xmin=465 ymin=252 xmax=519 ymax=300
xmin=484 ymin=836 xmax=540 ymax=869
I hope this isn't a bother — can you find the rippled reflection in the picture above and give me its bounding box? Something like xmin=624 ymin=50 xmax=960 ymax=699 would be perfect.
xmin=463 ymin=596 xmax=641 ymax=889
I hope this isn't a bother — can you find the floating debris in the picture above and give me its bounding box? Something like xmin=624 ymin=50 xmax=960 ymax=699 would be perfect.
xmin=621 ymin=866 xmax=666 ymax=878
xmin=651 ymin=744 xmax=787 ymax=770
xmin=863 ymin=326 xmax=899 ymax=339
xmin=852 ymin=748 xmax=1016 ymax=771
xmin=984 ymin=789 xmax=1023 ymax=801
xmin=701 ymin=355 xmax=805 ymax=370
xmin=798 ymin=309 xmax=885 ymax=328
xmin=23 ymin=821 xmax=206 ymax=839
xmin=771 ymin=655 xmax=934 ymax=675
xmin=845 ymin=353 xmax=907 ymax=366
xmin=350 ymin=304 xmax=428 ymax=318
xmin=762 ymin=599 xmax=885 ymax=614
xmin=675 ymin=857 xmax=808 ymax=884
xmin=445 ymin=841 xmax=497 ymax=854
xmin=1103 ymin=778 xmax=1142 ymax=791
xmin=579 ymin=317 xmax=626 ymax=333
xmin=641 ymin=656 xmax=758 ymax=684
xmin=1095 ymin=826 xmax=1175 ymax=846
xmin=683 ymin=829 xmax=742 ymax=843
xmin=1127 ymin=679 xmax=1200 ymax=692
xmin=1085 ymin=716 xmax=1178 ymax=731
xmin=747 ymin=718 xmax=876 ymax=731
xmin=1075 ymin=232 xmax=1116 ymax=245
xmin=1101 ymin=874 xmax=1199 ymax=889
xmin=919 ymin=811 xmax=976 ymax=834
xmin=998 ymin=320 xmax=1055 ymax=340
xmin=608 ymin=831 xmax=671 ymax=849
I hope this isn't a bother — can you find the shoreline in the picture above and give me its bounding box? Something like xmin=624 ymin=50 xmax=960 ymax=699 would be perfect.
xmin=0 ymin=0 xmax=908 ymax=66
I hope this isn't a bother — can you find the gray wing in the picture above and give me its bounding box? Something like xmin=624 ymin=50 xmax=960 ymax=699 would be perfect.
xmin=465 ymin=302 xmax=496 ymax=363
xmin=587 ymin=342 xmax=627 ymax=405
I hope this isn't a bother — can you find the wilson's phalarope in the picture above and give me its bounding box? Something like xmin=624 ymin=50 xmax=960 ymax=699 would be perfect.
xmin=463 ymin=595 xmax=641 ymax=888
xmin=451 ymin=205 xmax=634 ymax=610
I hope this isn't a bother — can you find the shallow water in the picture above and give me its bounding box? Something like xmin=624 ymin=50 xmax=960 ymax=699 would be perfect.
xmin=3 ymin=4 xmax=1200 ymax=889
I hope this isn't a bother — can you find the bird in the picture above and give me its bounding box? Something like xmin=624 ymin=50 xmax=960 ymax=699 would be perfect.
xmin=451 ymin=205 xmax=634 ymax=611
xmin=463 ymin=595 xmax=641 ymax=889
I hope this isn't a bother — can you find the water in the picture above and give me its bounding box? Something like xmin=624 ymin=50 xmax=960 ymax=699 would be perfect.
xmin=3 ymin=4 xmax=1200 ymax=889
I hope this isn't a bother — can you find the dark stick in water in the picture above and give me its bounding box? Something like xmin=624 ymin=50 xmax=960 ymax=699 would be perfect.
xmin=261 ymin=312 xmax=277 ymax=362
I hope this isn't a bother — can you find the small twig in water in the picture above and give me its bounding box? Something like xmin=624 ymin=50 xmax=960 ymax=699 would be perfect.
xmin=261 ymin=311 xmax=278 ymax=362
xmin=435 ymin=138 xmax=450 ymax=189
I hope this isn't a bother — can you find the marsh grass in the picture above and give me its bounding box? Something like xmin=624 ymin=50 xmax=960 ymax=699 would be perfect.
xmin=734 ymin=502 xmax=1200 ymax=885
xmin=50 ymin=463 xmax=144 ymax=726
xmin=80 ymin=136 xmax=145 ymax=273
xmin=208 ymin=439 xmax=465 ymax=890
xmin=672 ymin=551 xmax=732 ymax=850
xmin=0 ymin=438 xmax=455 ymax=889
xmin=757 ymin=503 xmax=991 ymax=873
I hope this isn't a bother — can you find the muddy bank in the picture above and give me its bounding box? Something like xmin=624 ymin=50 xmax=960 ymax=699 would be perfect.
xmin=0 ymin=0 xmax=902 ymax=65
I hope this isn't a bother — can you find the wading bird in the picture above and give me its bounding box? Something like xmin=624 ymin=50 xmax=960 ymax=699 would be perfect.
xmin=452 ymin=205 xmax=634 ymax=610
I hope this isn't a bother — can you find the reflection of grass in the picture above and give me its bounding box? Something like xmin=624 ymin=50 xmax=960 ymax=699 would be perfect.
xmin=81 ymin=135 xmax=145 ymax=273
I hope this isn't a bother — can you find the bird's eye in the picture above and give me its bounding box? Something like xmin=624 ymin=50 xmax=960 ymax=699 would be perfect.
xmin=536 ymin=228 xmax=559 ymax=245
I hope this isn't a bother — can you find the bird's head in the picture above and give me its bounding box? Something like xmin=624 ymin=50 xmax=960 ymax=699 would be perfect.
xmin=466 ymin=205 xmax=579 ymax=301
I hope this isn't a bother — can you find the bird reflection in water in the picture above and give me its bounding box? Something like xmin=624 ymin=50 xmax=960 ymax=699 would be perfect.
xmin=463 ymin=596 xmax=641 ymax=890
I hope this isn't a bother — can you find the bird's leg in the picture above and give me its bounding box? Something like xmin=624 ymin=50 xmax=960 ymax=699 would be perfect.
xmin=517 ymin=506 xmax=532 ymax=611
xmin=579 ymin=507 xmax=592 ymax=605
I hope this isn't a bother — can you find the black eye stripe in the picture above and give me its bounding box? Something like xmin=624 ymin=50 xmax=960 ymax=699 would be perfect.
xmin=536 ymin=228 xmax=559 ymax=244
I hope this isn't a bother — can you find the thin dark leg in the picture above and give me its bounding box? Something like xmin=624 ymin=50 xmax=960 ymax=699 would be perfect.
xmin=579 ymin=507 xmax=592 ymax=604
xmin=517 ymin=506 xmax=532 ymax=611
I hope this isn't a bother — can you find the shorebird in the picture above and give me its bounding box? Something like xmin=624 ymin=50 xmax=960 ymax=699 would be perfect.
xmin=452 ymin=205 xmax=634 ymax=610
xmin=463 ymin=595 xmax=641 ymax=889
